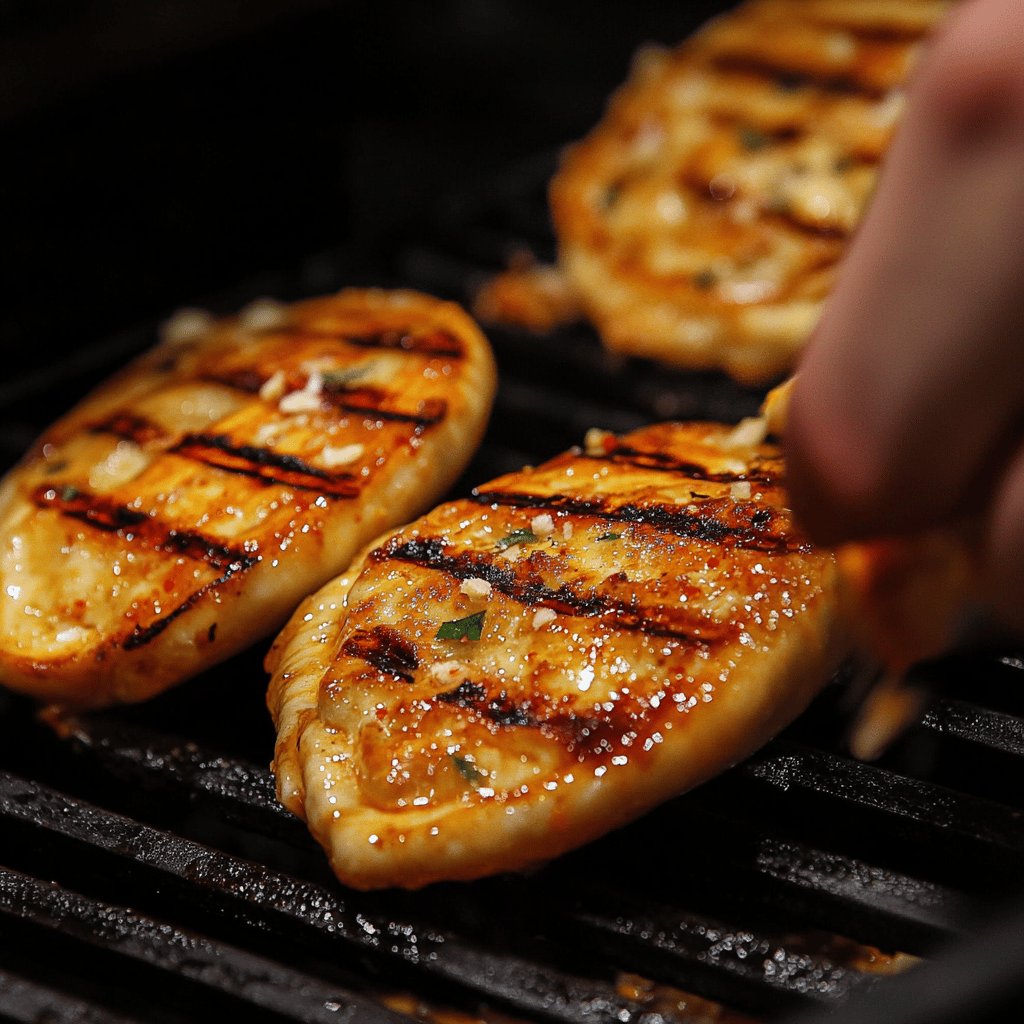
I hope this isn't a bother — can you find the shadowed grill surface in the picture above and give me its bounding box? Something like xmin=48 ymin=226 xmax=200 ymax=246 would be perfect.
xmin=0 ymin=154 xmax=1022 ymax=1023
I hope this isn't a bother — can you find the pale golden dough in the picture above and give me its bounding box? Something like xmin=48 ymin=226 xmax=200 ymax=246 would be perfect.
xmin=268 ymin=422 xmax=847 ymax=889
xmin=0 ymin=290 xmax=496 ymax=709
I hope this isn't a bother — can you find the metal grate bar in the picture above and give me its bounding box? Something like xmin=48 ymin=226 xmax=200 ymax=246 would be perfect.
xmin=0 ymin=968 xmax=145 ymax=1024
xmin=0 ymin=771 xmax=662 ymax=1024
xmin=921 ymin=699 xmax=1024 ymax=758
xmin=738 ymin=740 xmax=1024 ymax=856
xmin=0 ymin=867 xmax=409 ymax=1024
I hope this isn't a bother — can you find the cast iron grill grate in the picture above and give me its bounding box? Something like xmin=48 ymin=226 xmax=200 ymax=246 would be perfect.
xmin=0 ymin=154 xmax=1022 ymax=1024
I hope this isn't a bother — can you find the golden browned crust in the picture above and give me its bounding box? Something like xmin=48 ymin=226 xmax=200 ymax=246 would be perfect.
xmin=268 ymin=422 xmax=847 ymax=889
xmin=0 ymin=290 xmax=496 ymax=709
xmin=550 ymin=0 xmax=952 ymax=383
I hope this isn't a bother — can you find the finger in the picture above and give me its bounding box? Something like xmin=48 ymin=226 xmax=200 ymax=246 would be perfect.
xmin=787 ymin=0 xmax=1024 ymax=544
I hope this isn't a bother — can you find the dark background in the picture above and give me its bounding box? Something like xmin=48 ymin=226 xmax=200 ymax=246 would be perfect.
xmin=1 ymin=0 xmax=728 ymax=377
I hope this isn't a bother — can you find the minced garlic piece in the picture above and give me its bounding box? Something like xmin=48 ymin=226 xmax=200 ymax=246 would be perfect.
xmin=500 ymin=544 xmax=522 ymax=561
xmin=531 ymin=513 xmax=555 ymax=537
xmin=320 ymin=443 xmax=364 ymax=468
xmin=532 ymin=608 xmax=557 ymax=629
xmin=279 ymin=390 xmax=322 ymax=414
xmin=584 ymin=427 xmax=615 ymax=456
xmin=259 ymin=370 xmax=287 ymax=402
xmin=88 ymin=441 xmax=150 ymax=492
xmin=730 ymin=481 xmax=752 ymax=501
xmin=459 ymin=578 xmax=492 ymax=600
xmin=160 ymin=308 xmax=213 ymax=347
xmin=239 ymin=297 xmax=289 ymax=333
xmin=562 ymin=522 xmax=574 ymax=540
xmin=721 ymin=416 xmax=768 ymax=451
xmin=429 ymin=660 xmax=464 ymax=682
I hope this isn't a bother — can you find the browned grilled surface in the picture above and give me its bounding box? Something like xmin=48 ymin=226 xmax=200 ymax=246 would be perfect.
xmin=267 ymin=421 xmax=847 ymax=890
xmin=547 ymin=0 xmax=953 ymax=382
xmin=0 ymin=289 xmax=496 ymax=709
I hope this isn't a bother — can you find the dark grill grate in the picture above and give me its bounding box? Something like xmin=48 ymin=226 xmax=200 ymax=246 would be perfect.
xmin=1 ymin=155 xmax=1023 ymax=1024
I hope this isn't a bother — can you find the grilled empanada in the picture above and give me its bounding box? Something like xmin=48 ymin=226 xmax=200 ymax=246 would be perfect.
xmin=268 ymin=422 xmax=846 ymax=889
xmin=550 ymin=0 xmax=951 ymax=383
xmin=0 ymin=290 xmax=496 ymax=709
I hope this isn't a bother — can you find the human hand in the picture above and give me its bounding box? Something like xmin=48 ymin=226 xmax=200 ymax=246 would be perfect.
xmin=786 ymin=0 xmax=1024 ymax=632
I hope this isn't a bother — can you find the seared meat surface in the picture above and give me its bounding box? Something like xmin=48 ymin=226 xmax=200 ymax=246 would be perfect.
xmin=0 ymin=290 xmax=496 ymax=709
xmin=268 ymin=422 xmax=846 ymax=889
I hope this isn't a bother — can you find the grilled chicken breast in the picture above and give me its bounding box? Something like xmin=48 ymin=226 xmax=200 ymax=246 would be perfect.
xmin=0 ymin=290 xmax=496 ymax=709
xmin=550 ymin=0 xmax=952 ymax=383
xmin=268 ymin=422 xmax=846 ymax=889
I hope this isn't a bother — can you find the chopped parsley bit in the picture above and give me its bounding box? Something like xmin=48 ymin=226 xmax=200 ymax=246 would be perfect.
xmin=452 ymin=755 xmax=486 ymax=785
xmin=436 ymin=610 xmax=486 ymax=642
xmin=321 ymin=366 xmax=370 ymax=390
xmin=59 ymin=485 xmax=81 ymax=502
xmin=495 ymin=528 xmax=538 ymax=552
xmin=596 ymin=532 xmax=622 ymax=542
xmin=738 ymin=126 xmax=770 ymax=152
xmin=693 ymin=268 xmax=717 ymax=291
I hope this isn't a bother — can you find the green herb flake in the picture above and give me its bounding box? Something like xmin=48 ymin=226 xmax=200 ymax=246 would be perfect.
xmin=436 ymin=610 xmax=486 ymax=642
xmin=738 ymin=126 xmax=770 ymax=152
xmin=495 ymin=528 xmax=538 ymax=552
xmin=59 ymin=485 xmax=81 ymax=502
xmin=693 ymin=268 xmax=717 ymax=291
xmin=452 ymin=755 xmax=486 ymax=785
xmin=596 ymin=532 xmax=622 ymax=542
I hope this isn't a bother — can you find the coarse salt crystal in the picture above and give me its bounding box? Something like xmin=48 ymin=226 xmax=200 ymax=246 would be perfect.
xmin=259 ymin=370 xmax=287 ymax=402
xmin=532 ymin=608 xmax=557 ymax=629
xmin=459 ymin=578 xmax=492 ymax=600
xmin=320 ymin=443 xmax=364 ymax=468
xmin=531 ymin=513 xmax=555 ymax=537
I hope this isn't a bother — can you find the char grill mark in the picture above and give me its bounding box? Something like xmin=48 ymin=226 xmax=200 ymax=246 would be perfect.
xmin=206 ymin=371 xmax=449 ymax=429
xmin=255 ymin=325 xmax=465 ymax=358
xmin=372 ymin=536 xmax=725 ymax=646
xmin=171 ymin=434 xmax=360 ymax=498
xmin=437 ymin=680 xmax=537 ymax=728
xmin=469 ymin=490 xmax=803 ymax=554
xmin=32 ymin=484 xmax=258 ymax=651
xmin=89 ymin=412 xmax=167 ymax=446
xmin=33 ymin=484 xmax=256 ymax=573
xmin=584 ymin=445 xmax=779 ymax=485
xmin=341 ymin=627 xmax=420 ymax=683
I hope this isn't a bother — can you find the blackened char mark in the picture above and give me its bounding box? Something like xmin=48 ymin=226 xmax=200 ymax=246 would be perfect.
xmin=326 ymin=389 xmax=448 ymax=428
xmin=709 ymin=54 xmax=886 ymax=99
xmin=257 ymin=325 xmax=464 ymax=358
xmin=121 ymin=559 xmax=254 ymax=651
xmin=469 ymin=490 xmax=805 ymax=554
xmin=205 ymin=372 xmax=448 ymax=428
xmin=89 ymin=412 xmax=167 ymax=446
xmin=586 ymin=445 xmax=779 ymax=485
xmin=372 ymin=536 xmax=720 ymax=646
xmin=437 ymin=680 xmax=536 ymax=728
xmin=34 ymin=485 xmax=147 ymax=533
xmin=172 ymin=434 xmax=360 ymax=498
xmin=342 ymin=626 xmax=420 ymax=683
